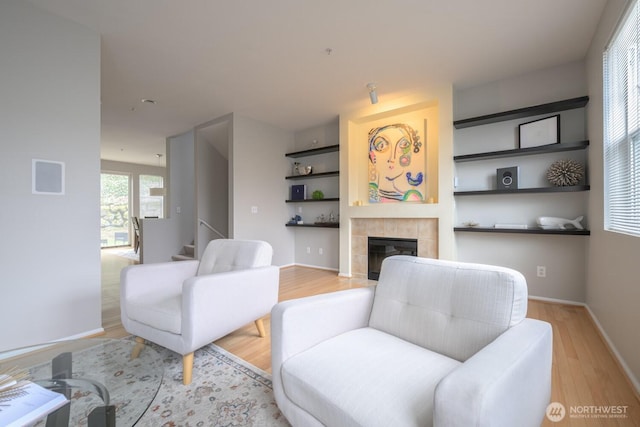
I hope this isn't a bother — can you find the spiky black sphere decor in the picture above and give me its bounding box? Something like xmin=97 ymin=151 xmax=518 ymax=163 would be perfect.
xmin=546 ymin=159 xmax=584 ymax=186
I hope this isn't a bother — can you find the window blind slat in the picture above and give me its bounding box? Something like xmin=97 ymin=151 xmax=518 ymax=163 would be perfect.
xmin=604 ymin=0 xmax=640 ymax=237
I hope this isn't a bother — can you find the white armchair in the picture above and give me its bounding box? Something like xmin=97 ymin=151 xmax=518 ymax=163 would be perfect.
xmin=272 ymin=256 xmax=552 ymax=427
xmin=121 ymin=239 xmax=279 ymax=385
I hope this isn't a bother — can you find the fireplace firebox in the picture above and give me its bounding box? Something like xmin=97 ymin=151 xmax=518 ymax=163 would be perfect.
xmin=368 ymin=237 xmax=417 ymax=280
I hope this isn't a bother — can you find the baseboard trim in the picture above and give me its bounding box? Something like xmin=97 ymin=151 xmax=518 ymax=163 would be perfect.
xmin=583 ymin=305 xmax=640 ymax=398
xmin=0 ymin=328 xmax=105 ymax=360
xmin=528 ymin=295 xmax=586 ymax=306
xmin=530 ymin=296 xmax=640 ymax=397
xmin=0 ymin=344 xmax=54 ymax=360
xmin=279 ymin=263 xmax=296 ymax=269
xmin=59 ymin=328 xmax=105 ymax=341
xmin=292 ymin=263 xmax=339 ymax=272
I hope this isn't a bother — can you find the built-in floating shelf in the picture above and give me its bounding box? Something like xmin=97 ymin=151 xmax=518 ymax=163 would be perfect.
xmin=455 ymin=185 xmax=589 ymax=196
xmin=285 ymin=144 xmax=339 ymax=158
xmin=285 ymin=171 xmax=339 ymax=180
xmin=453 ymin=96 xmax=589 ymax=129
xmin=285 ymin=198 xmax=339 ymax=203
xmin=286 ymin=223 xmax=339 ymax=228
xmin=284 ymin=143 xmax=339 ymax=234
xmin=454 ymin=227 xmax=590 ymax=236
xmin=454 ymin=141 xmax=589 ymax=162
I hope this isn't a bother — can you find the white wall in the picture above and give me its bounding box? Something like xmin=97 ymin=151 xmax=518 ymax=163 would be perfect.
xmin=291 ymin=121 xmax=340 ymax=270
xmin=585 ymin=0 xmax=640 ymax=392
xmin=0 ymin=1 xmax=101 ymax=350
xmin=195 ymin=118 xmax=230 ymax=257
xmin=139 ymin=217 xmax=183 ymax=263
xmin=231 ymin=115 xmax=295 ymax=266
xmin=141 ymin=130 xmax=195 ymax=264
xmin=168 ymin=130 xmax=196 ymax=250
xmin=453 ymin=62 xmax=589 ymax=302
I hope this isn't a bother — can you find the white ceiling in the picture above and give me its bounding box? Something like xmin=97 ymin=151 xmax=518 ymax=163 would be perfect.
xmin=28 ymin=0 xmax=607 ymax=166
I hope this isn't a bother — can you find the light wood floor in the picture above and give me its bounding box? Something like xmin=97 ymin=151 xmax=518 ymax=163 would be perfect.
xmin=101 ymin=249 xmax=639 ymax=426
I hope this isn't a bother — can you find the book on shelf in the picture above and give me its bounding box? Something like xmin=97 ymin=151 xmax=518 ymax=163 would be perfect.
xmin=0 ymin=381 xmax=68 ymax=427
xmin=494 ymin=224 xmax=528 ymax=229
xmin=291 ymin=184 xmax=306 ymax=200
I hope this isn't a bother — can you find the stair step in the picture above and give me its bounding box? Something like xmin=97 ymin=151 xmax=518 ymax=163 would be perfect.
xmin=171 ymin=254 xmax=195 ymax=261
xmin=183 ymin=244 xmax=195 ymax=256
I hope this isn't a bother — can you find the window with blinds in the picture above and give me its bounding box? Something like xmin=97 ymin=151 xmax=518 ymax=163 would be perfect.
xmin=604 ymin=0 xmax=640 ymax=237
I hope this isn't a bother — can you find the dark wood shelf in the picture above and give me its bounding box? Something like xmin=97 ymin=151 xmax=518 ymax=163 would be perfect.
xmin=453 ymin=96 xmax=589 ymax=129
xmin=286 ymin=223 xmax=339 ymax=228
xmin=454 ymin=226 xmax=590 ymax=236
xmin=455 ymin=185 xmax=589 ymax=196
xmin=285 ymin=198 xmax=339 ymax=203
xmin=285 ymin=171 xmax=339 ymax=180
xmin=285 ymin=144 xmax=339 ymax=158
xmin=454 ymin=141 xmax=589 ymax=162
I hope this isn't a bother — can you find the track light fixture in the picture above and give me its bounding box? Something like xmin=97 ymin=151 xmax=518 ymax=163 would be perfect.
xmin=367 ymin=83 xmax=378 ymax=104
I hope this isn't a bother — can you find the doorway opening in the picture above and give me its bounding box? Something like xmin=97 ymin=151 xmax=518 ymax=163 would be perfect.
xmin=100 ymin=173 xmax=131 ymax=248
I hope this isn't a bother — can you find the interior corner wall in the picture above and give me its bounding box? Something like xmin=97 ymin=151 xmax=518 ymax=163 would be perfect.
xmin=585 ymin=0 xmax=640 ymax=392
xmin=195 ymin=139 xmax=228 ymax=255
xmin=230 ymin=115 xmax=295 ymax=266
xmin=166 ymin=130 xmax=196 ymax=257
xmin=291 ymin=120 xmax=340 ymax=270
xmin=0 ymin=1 xmax=101 ymax=350
xmin=453 ymin=62 xmax=588 ymax=302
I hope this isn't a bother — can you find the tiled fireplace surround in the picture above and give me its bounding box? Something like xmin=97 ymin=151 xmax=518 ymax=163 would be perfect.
xmin=350 ymin=218 xmax=439 ymax=279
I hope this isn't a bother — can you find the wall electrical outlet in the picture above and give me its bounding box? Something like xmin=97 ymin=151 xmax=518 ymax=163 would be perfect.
xmin=306 ymin=246 xmax=311 ymax=254
xmin=537 ymin=266 xmax=547 ymax=278
xmin=251 ymin=206 xmax=258 ymax=214
xmin=319 ymin=247 xmax=323 ymax=255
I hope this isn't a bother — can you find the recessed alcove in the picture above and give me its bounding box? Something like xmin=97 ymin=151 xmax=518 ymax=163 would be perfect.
xmin=338 ymin=90 xmax=455 ymax=277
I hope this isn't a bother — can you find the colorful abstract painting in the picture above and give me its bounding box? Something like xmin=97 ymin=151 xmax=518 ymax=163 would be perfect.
xmin=368 ymin=122 xmax=426 ymax=203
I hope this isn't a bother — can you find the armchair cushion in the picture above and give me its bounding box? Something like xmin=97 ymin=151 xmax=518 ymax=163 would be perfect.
xmin=126 ymin=292 xmax=182 ymax=334
xmin=281 ymin=327 xmax=461 ymax=427
xmin=196 ymin=239 xmax=272 ymax=275
xmin=369 ymin=256 xmax=527 ymax=361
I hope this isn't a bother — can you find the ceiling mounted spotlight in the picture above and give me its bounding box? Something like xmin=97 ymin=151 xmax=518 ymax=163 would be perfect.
xmin=367 ymin=83 xmax=378 ymax=104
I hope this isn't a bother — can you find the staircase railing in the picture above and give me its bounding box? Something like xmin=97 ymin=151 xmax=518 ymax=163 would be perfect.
xmin=198 ymin=218 xmax=227 ymax=239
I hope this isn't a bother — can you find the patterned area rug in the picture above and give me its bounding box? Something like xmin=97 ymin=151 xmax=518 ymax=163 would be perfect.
xmin=27 ymin=339 xmax=291 ymax=426
xmin=136 ymin=342 xmax=290 ymax=427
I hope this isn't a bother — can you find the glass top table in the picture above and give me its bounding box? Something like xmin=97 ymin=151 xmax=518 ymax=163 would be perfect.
xmin=0 ymin=338 xmax=163 ymax=426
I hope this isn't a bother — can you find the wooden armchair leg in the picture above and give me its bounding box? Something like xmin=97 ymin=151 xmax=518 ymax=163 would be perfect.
xmin=255 ymin=318 xmax=266 ymax=338
xmin=183 ymin=352 xmax=194 ymax=385
xmin=131 ymin=337 xmax=145 ymax=360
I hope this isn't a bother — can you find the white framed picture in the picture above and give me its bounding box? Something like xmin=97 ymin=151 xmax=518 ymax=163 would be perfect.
xmin=518 ymin=114 xmax=560 ymax=149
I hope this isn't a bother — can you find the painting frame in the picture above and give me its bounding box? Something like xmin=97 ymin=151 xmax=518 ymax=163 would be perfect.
xmin=368 ymin=119 xmax=427 ymax=203
xmin=518 ymin=114 xmax=560 ymax=149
